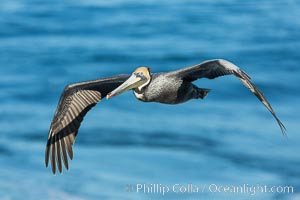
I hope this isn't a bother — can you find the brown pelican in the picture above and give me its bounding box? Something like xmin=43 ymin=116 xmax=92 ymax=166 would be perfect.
xmin=45 ymin=59 xmax=286 ymax=174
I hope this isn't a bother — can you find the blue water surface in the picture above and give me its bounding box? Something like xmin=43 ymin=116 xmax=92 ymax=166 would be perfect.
xmin=0 ymin=0 xmax=299 ymax=199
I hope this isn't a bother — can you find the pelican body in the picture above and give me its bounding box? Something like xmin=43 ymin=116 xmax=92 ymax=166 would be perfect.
xmin=45 ymin=59 xmax=286 ymax=174
xmin=109 ymin=69 xmax=209 ymax=104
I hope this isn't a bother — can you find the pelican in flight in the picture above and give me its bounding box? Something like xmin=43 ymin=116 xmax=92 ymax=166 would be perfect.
xmin=45 ymin=59 xmax=286 ymax=174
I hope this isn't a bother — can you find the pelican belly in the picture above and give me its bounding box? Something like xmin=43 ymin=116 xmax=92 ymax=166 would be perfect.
xmin=134 ymin=73 xmax=198 ymax=104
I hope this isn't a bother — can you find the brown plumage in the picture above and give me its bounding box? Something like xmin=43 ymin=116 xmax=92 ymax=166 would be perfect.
xmin=46 ymin=59 xmax=286 ymax=175
xmin=45 ymin=75 xmax=129 ymax=174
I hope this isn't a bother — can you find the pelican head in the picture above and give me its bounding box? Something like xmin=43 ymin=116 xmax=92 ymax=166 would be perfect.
xmin=106 ymin=67 xmax=151 ymax=99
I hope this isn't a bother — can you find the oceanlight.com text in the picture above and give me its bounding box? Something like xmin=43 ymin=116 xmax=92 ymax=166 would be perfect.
xmin=125 ymin=183 xmax=294 ymax=196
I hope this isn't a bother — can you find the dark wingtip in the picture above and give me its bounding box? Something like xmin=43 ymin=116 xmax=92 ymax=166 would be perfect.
xmin=60 ymin=139 xmax=69 ymax=171
xmin=272 ymin=113 xmax=287 ymax=136
xmin=45 ymin=137 xmax=51 ymax=168
xmin=45 ymin=148 xmax=49 ymax=168
xmin=45 ymin=159 xmax=49 ymax=168
xmin=52 ymin=165 xmax=56 ymax=175
xmin=57 ymin=160 xmax=63 ymax=174
xmin=278 ymin=120 xmax=287 ymax=136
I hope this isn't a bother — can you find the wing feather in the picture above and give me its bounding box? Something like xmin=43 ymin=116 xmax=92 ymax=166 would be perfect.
xmin=171 ymin=59 xmax=286 ymax=134
xmin=45 ymin=74 xmax=130 ymax=174
xmin=56 ymin=137 xmax=62 ymax=174
xmin=60 ymin=138 xmax=68 ymax=170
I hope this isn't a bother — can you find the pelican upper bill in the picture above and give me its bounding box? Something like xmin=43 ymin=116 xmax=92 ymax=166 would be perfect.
xmin=45 ymin=59 xmax=286 ymax=175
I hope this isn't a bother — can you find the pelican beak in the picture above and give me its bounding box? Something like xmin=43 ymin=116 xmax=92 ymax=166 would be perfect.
xmin=106 ymin=74 xmax=144 ymax=99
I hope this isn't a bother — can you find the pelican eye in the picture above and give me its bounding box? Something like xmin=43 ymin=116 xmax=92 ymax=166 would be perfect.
xmin=134 ymin=72 xmax=146 ymax=80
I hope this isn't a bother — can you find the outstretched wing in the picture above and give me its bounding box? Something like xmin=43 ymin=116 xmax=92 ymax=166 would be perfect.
xmin=171 ymin=59 xmax=286 ymax=134
xmin=45 ymin=74 xmax=130 ymax=174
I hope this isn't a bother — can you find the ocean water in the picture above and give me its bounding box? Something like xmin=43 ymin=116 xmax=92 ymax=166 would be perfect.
xmin=0 ymin=0 xmax=299 ymax=199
